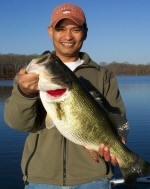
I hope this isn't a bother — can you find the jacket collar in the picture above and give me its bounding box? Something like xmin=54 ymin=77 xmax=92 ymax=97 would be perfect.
xmin=50 ymin=50 xmax=100 ymax=70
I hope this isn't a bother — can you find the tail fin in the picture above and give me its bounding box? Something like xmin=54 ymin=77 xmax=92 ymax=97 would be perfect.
xmin=120 ymin=153 xmax=150 ymax=187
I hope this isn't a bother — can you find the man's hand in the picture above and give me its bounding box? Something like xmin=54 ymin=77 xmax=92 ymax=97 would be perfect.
xmin=99 ymin=138 xmax=126 ymax=166
xmin=84 ymin=138 xmax=126 ymax=165
xmin=99 ymin=144 xmax=118 ymax=165
xmin=17 ymin=68 xmax=39 ymax=96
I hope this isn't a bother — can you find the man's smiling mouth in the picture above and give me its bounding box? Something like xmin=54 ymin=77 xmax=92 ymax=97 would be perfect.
xmin=61 ymin=42 xmax=74 ymax=47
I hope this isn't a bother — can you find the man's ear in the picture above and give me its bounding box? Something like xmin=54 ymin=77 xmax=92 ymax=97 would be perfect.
xmin=83 ymin=28 xmax=88 ymax=41
xmin=48 ymin=26 xmax=53 ymax=39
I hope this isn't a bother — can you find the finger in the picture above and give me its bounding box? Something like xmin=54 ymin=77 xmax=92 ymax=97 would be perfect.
xmin=111 ymin=154 xmax=118 ymax=166
xmin=18 ymin=73 xmax=39 ymax=84
xmin=99 ymin=143 xmax=105 ymax=157
xmin=23 ymin=73 xmax=39 ymax=80
xmin=18 ymin=67 xmax=26 ymax=74
xmin=103 ymin=146 xmax=111 ymax=162
xmin=18 ymin=67 xmax=39 ymax=80
xmin=27 ymin=74 xmax=39 ymax=82
xmin=122 ymin=138 xmax=126 ymax=144
xmin=22 ymin=79 xmax=39 ymax=90
xmin=83 ymin=146 xmax=99 ymax=163
xmin=29 ymin=81 xmax=39 ymax=91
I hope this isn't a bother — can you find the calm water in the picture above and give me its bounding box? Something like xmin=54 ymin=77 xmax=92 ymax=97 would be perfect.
xmin=0 ymin=76 xmax=150 ymax=189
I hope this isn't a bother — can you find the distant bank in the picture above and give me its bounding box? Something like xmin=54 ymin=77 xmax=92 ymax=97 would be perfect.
xmin=0 ymin=54 xmax=150 ymax=79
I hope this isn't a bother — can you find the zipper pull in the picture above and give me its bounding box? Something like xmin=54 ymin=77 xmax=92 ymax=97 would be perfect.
xmin=24 ymin=175 xmax=29 ymax=185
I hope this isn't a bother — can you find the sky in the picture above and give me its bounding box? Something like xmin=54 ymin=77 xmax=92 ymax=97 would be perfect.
xmin=0 ymin=0 xmax=150 ymax=64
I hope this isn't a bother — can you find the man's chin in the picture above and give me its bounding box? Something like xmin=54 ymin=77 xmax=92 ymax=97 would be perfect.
xmin=60 ymin=51 xmax=79 ymax=58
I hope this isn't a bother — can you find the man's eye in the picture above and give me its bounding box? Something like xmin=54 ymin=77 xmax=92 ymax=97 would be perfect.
xmin=72 ymin=28 xmax=81 ymax=32
xmin=55 ymin=28 xmax=65 ymax=31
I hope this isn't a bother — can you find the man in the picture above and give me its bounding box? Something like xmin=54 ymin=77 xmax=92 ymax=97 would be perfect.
xmin=5 ymin=3 xmax=129 ymax=189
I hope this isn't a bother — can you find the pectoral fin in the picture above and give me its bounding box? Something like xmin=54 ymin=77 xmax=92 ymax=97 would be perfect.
xmin=45 ymin=114 xmax=55 ymax=129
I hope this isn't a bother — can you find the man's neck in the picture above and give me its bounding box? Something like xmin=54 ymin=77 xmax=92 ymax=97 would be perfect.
xmin=55 ymin=53 xmax=80 ymax=63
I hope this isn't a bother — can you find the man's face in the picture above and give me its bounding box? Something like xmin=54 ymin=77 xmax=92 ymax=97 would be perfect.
xmin=48 ymin=19 xmax=87 ymax=62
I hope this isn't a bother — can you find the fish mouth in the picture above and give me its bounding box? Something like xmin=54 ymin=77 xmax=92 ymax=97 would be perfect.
xmin=46 ymin=88 xmax=67 ymax=97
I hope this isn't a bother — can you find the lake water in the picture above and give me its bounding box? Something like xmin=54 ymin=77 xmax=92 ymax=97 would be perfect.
xmin=0 ymin=76 xmax=150 ymax=189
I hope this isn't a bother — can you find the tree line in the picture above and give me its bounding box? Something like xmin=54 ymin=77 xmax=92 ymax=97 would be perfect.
xmin=103 ymin=62 xmax=150 ymax=76
xmin=0 ymin=54 xmax=150 ymax=79
xmin=0 ymin=54 xmax=37 ymax=79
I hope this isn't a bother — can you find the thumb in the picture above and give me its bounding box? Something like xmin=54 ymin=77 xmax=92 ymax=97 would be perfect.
xmin=19 ymin=67 xmax=26 ymax=74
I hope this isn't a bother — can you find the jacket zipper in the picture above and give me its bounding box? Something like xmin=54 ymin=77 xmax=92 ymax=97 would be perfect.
xmin=24 ymin=133 xmax=39 ymax=185
xmin=63 ymin=137 xmax=67 ymax=185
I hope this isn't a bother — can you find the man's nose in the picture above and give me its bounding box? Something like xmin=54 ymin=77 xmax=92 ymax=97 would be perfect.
xmin=64 ymin=30 xmax=73 ymax=40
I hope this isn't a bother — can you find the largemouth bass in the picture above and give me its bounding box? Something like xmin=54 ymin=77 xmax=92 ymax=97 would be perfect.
xmin=26 ymin=51 xmax=150 ymax=187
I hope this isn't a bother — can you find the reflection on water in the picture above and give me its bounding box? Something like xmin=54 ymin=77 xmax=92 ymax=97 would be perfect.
xmin=117 ymin=75 xmax=150 ymax=85
xmin=119 ymin=78 xmax=150 ymax=161
xmin=0 ymin=83 xmax=27 ymax=189
xmin=113 ymin=76 xmax=150 ymax=189
xmin=0 ymin=76 xmax=150 ymax=189
xmin=0 ymin=80 xmax=13 ymax=86
xmin=0 ymin=86 xmax=13 ymax=99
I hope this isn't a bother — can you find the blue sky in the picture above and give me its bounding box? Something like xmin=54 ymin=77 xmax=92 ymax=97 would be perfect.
xmin=0 ymin=0 xmax=150 ymax=64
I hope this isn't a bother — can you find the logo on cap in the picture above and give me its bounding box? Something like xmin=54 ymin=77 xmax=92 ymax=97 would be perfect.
xmin=63 ymin=11 xmax=71 ymax=14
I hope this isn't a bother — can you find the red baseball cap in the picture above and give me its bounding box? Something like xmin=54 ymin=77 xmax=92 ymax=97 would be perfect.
xmin=50 ymin=3 xmax=87 ymax=28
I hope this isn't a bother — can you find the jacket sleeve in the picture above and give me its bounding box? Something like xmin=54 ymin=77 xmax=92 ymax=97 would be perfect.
xmin=100 ymin=69 xmax=129 ymax=139
xmin=4 ymin=78 xmax=46 ymax=133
